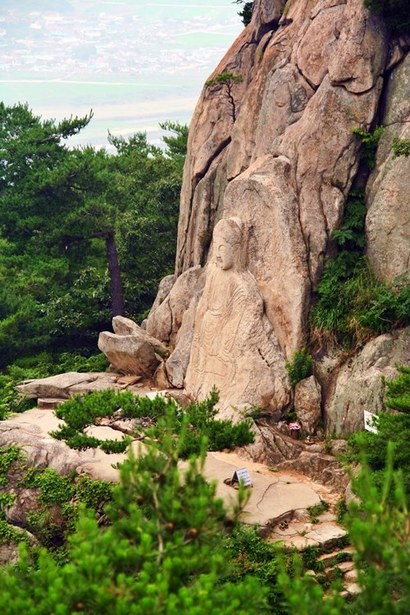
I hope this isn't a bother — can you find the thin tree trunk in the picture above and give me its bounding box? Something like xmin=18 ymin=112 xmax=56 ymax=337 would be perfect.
xmin=106 ymin=231 xmax=124 ymax=316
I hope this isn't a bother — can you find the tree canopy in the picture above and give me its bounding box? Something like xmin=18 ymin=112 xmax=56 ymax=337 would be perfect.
xmin=0 ymin=103 xmax=186 ymax=367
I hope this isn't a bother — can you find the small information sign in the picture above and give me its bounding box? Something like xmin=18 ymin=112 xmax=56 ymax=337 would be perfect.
xmin=364 ymin=410 xmax=379 ymax=434
xmin=232 ymin=468 xmax=253 ymax=487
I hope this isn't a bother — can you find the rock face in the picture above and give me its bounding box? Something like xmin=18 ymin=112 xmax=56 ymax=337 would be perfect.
xmin=366 ymin=52 xmax=410 ymax=282
xmin=146 ymin=0 xmax=404 ymax=417
xmin=325 ymin=327 xmax=410 ymax=435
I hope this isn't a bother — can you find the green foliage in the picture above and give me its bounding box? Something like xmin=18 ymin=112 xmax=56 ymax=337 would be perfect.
xmin=311 ymin=191 xmax=410 ymax=347
xmin=0 ymin=447 xmax=113 ymax=550
xmin=392 ymin=137 xmax=410 ymax=158
xmin=223 ymin=525 xmax=289 ymax=612
xmin=364 ymin=0 xmax=410 ymax=35
xmin=0 ymin=520 xmax=29 ymax=546
xmin=0 ymin=446 xmax=22 ymax=486
xmin=234 ymin=1 xmax=254 ymax=26
xmin=0 ymin=103 xmax=187 ymax=366
xmin=206 ymin=72 xmax=243 ymax=121
xmin=277 ymin=454 xmax=410 ymax=613
xmin=385 ymin=365 xmax=410 ymax=413
xmin=349 ymin=366 xmax=410 ymax=500
xmin=308 ymin=500 xmax=329 ymax=524
xmin=300 ymin=546 xmax=324 ymax=572
xmin=285 ymin=349 xmax=313 ymax=386
xmin=206 ymin=71 xmax=243 ymax=88
xmin=52 ymin=388 xmax=254 ymax=458
xmin=353 ymin=125 xmax=384 ymax=169
xmin=0 ymin=424 xmax=267 ymax=614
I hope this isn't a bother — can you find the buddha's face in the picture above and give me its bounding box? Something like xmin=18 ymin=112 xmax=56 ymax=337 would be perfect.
xmin=213 ymin=218 xmax=243 ymax=271
xmin=215 ymin=239 xmax=235 ymax=270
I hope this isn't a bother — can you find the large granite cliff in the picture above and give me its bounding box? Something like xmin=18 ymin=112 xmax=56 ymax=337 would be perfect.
xmin=146 ymin=0 xmax=410 ymax=432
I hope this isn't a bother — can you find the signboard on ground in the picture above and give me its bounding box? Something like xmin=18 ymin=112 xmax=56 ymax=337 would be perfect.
xmin=232 ymin=468 xmax=252 ymax=487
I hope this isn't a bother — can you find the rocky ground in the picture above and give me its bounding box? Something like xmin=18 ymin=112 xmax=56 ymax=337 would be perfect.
xmin=1 ymin=371 xmax=361 ymax=595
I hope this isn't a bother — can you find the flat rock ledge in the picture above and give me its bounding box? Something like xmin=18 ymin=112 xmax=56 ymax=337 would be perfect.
xmin=15 ymin=372 xmax=154 ymax=400
xmin=0 ymin=407 xmax=346 ymax=541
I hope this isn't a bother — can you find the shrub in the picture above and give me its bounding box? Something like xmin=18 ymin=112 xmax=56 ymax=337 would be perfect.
xmin=235 ymin=1 xmax=254 ymax=26
xmin=0 ymin=424 xmax=267 ymax=613
xmin=52 ymin=388 xmax=254 ymax=458
xmin=353 ymin=126 xmax=384 ymax=169
xmin=311 ymin=189 xmax=410 ymax=347
xmin=285 ymin=349 xmax=313 ymax=386
xmin=348 ymin=366 xmax=410 ymax=501
xmin=392 ymin=137 xmax=410 ymax=158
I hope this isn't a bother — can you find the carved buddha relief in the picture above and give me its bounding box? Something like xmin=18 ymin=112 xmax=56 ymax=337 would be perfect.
xmin=185 ymin=217 xmax=289 ymax=416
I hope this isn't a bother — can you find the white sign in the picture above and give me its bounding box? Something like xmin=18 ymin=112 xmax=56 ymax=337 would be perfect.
xmin=364 ymin=410 xmax=379 ymax=434
xmin=232 ymin=468 xmax=252 ymax=487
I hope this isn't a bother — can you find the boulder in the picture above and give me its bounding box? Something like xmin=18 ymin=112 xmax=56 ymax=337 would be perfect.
xmin=325 ymin=327 xmax=410 ymax=435
xmin=16 ymin=372 xmax=115 ymax=400
xmin=98 ymin=320 xmax=168 ymax=377
xmin=294 ymin=375 xmax=322 ymax=434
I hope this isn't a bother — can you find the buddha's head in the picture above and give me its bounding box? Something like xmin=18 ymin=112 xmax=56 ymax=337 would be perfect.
xmin=213 ymin=217 xmax=244 ymax=271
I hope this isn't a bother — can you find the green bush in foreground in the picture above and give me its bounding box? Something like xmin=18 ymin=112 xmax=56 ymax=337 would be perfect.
xmin=348 ymin=366 xmax=410 ymax=501
xmin=0 ymin=424 xmax=266 ymax=614
xmin=277 ymin=448 xmax=410 ymax=614
xmin=52 ymin=388 xmax=255 ymax=458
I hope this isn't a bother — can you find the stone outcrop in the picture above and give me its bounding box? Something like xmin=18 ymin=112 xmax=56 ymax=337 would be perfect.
xmin=325 ymin=327 xmax=410 ymax=435
xmin=294 ymin=376 xmax=322 ymax=434
xmin=146 ymin=0 xmax=406 ymax=417
xmin=16 ymin=372 xmax=156 ymax=401
xmin=16 ymin=372 xmax=116 ymax=399
xmin=146 ymin=266 xmax=205 ymax=347
xmin=98 ymin=317 xmax=168 ymax=377
xmin=366 ymin=52 xmax=410 ymax=282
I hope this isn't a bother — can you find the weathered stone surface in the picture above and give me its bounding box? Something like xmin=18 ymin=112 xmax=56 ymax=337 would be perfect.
xmin=185 ymin=218 xmax=290 ymax=417
xmin=162 ymin=0 xmax=389 ymax=417
xmin=366 ymin=52 xmax=410 ymax=282
xmin=276 ymin=450 xmax=349 ymax=492
xmin=146 ymin=266 xmax=205 ymax=347
xmin=294 ymin=376 xmax=322 ymax=434
xmin=16 ymin=372 xmax=114 ymax=400
xmin=325 ymin=327 xmax=410 ymax=435
xmin=165 ymin=289 xmax=202 ymax=388
xmin=98 ymin=323 xmax=167 ymax=377
xmin=0 ymin=408 xmax=125 ymax=482
xmin=112 ymin=315 xmax=140 ymax=336
xmin=112 ymin=317 xmax=169 ymax=358
xmin=327 ymin=2 xmax=387 ymax=94
xmin=0 ymin=529 xmax=37 ymax=566
xmin=153 ymin=362 xmax=171 ymax=390
xmin=148 ymin=274 xmax=176 ymax=314
xmin=304 ymin=523 xmax=347 ymax=549
xmin=223 ymin=157 xmax=309 ymax=355
xmin=6 ymin=489 xmax=43 ymax=528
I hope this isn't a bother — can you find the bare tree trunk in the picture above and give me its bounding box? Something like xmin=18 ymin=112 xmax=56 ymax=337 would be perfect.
xmin=106 ymin=231 xmax=124 ymax=316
